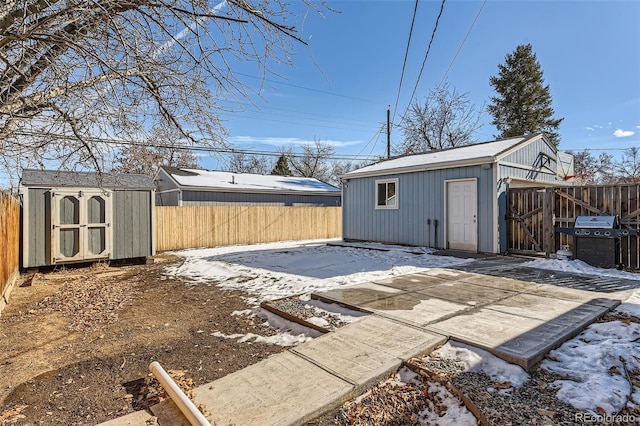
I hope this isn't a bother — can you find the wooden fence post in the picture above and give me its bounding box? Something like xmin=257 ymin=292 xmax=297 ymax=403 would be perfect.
xmin=543 ymin=188 xmax=555 ymax=257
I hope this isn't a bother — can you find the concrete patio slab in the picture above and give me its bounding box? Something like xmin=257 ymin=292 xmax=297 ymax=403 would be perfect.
xmin=485 ymin=293 xmax=587 ymax=321
xmin=416 ymin=282 xmax=517 ymax=306
xmin=317 ymin=282 xmax=403 ymax=306
xmin=291 ymin=315 xmax=446 ymax=389
xmin=372 ymin=274 xmax=452 ymax=292
xmin=154 ymin=351 xmax=355 ymax=426
xmin=97 ymin=410 xmax=155 ymax=426
xmin=418 ymin=268 xmax=537 ymax=291
xmin=528 ymin=283 xmax=622 ymax=306
xmin=359 ymin=293 xmax=470 ymax=326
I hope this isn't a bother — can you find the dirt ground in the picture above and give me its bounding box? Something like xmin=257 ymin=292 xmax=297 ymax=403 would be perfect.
xmin=0 ymin=255 xmax=285 ymax=425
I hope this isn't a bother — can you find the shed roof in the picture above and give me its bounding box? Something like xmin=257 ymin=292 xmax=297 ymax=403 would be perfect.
xmin=160 ymin=167 xmax=340 ymax=194
xmin=21 ymin=169 xmax=155 ymax=189
xmin=343 ymin=134 xmax=550 ymax=179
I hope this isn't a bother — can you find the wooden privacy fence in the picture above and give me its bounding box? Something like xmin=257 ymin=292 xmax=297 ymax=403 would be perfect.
xmin=155 ymin=206 xmax=342 ymax=251
xmin=0 ymin=191 xmax=20 ymax=313
xmin=508 ymin=184 xmax=640 ymax=268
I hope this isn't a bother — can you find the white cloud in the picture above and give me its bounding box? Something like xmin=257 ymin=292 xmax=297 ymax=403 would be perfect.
xmin=613 ymin=129 xmax=636 ymax=138
xmin=232 ymin=136 xmax=362 ymax=148
xmin=636 ymin=126 xmax=640 ymax=129
xmin=585 ymin=127 xmax=594 ymax=131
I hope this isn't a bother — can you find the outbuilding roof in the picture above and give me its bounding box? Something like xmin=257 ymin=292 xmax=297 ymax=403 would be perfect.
xmin=343 ymin=134 xmax=551 ymax=179
xmin=21 ymin=169 xmax=155 ymax=189
xmin=159 ymin=167 xmax=341 ymax=195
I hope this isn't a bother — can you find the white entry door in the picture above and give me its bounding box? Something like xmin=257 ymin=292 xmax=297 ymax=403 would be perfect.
xmin=51 ymin=189 xmax=111 ymax=263
xmin=446 ymin=179 xmax=477 ymax=251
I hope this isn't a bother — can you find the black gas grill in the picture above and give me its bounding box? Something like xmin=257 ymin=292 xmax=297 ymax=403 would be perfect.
xmin=556 ymin=215 xmax=638 ymax=269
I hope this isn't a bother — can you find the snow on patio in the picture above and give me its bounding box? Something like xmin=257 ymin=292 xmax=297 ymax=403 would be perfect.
xmin=164 ymin=239 xmax=474 ymax=304
xmin=164 ymin=240 xmax=640 ymax=419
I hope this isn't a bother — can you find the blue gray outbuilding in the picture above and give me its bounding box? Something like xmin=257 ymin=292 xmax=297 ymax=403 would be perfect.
xmin=340 ymin=134 xmax=573 ymax=254
xmin=21 ymin=169 xmax=155 ymax=268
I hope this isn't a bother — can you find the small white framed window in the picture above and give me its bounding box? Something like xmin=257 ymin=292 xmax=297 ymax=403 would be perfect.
xmin=375 ymin=178 xmax=398 ymax=209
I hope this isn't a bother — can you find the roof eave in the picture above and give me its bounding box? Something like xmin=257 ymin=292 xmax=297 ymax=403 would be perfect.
xmin=177 ymin=185 xmax=341 ymax=196
xmin=341 ymin=156 xmax=497 ymax=179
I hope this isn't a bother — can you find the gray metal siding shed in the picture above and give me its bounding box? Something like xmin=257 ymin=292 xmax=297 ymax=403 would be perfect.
xmin=22 ymin=170 xmax=154 ymax=268
xmin=181 ymin=190 xmax=340 ymax=206
xmin=112 ymin=190 xmax=153 ymax=259
xmin=342 ymin=165 xmax=495 ymax=251
xmin=154 ymin=167 xmax=341 ymax=207
xmin=498 ymin=136 xmax=559 ymax=183
xmin=341 ymin=134 xmax=568 ymax=254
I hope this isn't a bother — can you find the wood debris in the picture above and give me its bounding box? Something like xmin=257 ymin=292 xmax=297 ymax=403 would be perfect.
xmin=22 ymin=272 xmax=139 ymax=331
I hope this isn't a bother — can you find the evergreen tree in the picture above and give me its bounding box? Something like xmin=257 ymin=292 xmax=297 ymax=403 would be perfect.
xmin=488 ymin=44 xmax=563 ymax=146
xmin=271 ymin=154 xmax=293 ymax=176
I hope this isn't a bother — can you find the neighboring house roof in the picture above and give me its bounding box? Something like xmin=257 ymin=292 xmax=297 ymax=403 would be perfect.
xmin=21 ymin=169 xmax=155 ymax=190
xmin=159 ymin=167 xmax=341 ymax=195
xmin=343 ymin=134 xmax=554 ymax=179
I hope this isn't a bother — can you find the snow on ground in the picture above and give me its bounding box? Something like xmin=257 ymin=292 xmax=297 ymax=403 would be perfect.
xmin=352 ymin=366 xmax=478 ymax=426
xmin=617 ymin=290 xmax=640 ymax=318
xmin=541 ymin=318 xmax=640 ymax=414
xmin=165 ymin=240 xmax=640 ymax=417
xmin=521 ymin=258 xmax=640 ymax=414
xmin=522 ymin=258 xmax=640 ymax=281
xmin=432 ymin=341 xmax=530 ymax=387
xmin=165 ymin=239 xmax=474 ymax=304
xmin=299 ymin=293 xmax=369 ymax=325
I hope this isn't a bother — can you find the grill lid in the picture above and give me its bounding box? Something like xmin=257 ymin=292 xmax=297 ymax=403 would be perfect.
xmin=574 ymin=215 xmax=616 ymax=229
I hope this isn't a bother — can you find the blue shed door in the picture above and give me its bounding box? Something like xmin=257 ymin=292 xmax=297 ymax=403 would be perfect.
xmin=51 ymin=190 xmax=112 ymax=263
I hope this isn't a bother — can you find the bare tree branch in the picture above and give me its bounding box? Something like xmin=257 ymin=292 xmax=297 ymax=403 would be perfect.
xmin=397 ymin=83 xmax=483 ymax=155
xmin=0 ymin=0 xmax=322 ymax=178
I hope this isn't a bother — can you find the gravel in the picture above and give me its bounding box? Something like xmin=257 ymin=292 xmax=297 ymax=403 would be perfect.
xmin=264 ymin=296 xmax=362 ymax=331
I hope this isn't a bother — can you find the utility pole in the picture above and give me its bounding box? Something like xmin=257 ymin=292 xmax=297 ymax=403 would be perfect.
xmin=386 ymin=106 xmax=391 ymax=159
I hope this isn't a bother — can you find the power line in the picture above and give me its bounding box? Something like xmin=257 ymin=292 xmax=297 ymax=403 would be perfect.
xmin=217 ymin=111 xmax=376 ymax=133
xmin=402 ymin=0 xmax=447 ymax=122
xmin=392 ymin=0 xmax=420 ymax=125
xmin=12 ymin=131 xmax=379 ymax=161
xmin=218 ymin=99 xmax=374 ymax=126
xmin=234 ymin=72 xmax=377 ymax=104
xmin=437 ymin=0 xmax=487 ymax=88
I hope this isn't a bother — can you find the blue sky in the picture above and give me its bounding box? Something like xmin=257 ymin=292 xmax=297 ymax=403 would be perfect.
xmin=208 ymin=0 xmax=640 ymax=170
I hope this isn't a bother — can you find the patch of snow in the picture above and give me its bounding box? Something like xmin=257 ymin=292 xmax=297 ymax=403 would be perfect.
xmin=419 ymin=381 xmax=478 ymax=425
xmin=522 ymin=258 xmax=640 ymax=281
xmin=303 ymin=299 xmax=368 ymax=324
xmin=305 ymin=316 xmax=329 ymax=328
xmin=433 ymin=341 xmax=529 ymax=387
xmin=170 ymin=168 xmax=340 ymax=193
xmin=542 ymin=320 xmax=640 ymax=414
xmin=165 ymin=240 xmax=473 ymax=304
xmin=616 ymin=289 xmax=640 ymax=318
xmin=210 ymin=331 xmax=311 ymax=347
xmin=231 ymin=309 xmax=254 ymax=317
xmin=256 ymin=307 xmax=323 ymax=339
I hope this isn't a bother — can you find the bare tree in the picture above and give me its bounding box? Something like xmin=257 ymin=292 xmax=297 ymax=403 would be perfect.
xmin=568 ymin=149 xmax=615 ymax=185
xmin=286 ymin=138 xmax=335 ymax=183
xmin=0 ymin=1 xmax=320 ymax=182
xmin=616 ymin=147 xmax=640 ymax=183
xmin=227 ymin=152 xmax=271 ymax=174
xmin=396 ymin=83 xmax=483 ymax=155
xmin=111 ymin=128 xmax=200 ymax=178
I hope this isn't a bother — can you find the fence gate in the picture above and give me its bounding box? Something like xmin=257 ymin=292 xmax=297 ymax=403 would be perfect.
xmin=506 ymin=187 xmax=554 ymax=256
xmin=507 ymin=184 xmax=640 ymax=270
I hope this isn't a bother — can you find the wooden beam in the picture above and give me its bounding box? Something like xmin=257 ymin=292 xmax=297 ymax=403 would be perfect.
xmin=509 ymin=204 xmax=542 ymax=252
xmin=543 ymin=188 xmax=555 ymax=257
xmin=554 ymin=189 xmax=603 ymax=215
xmin=622 ymin=207 xmax=640 ymax=220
